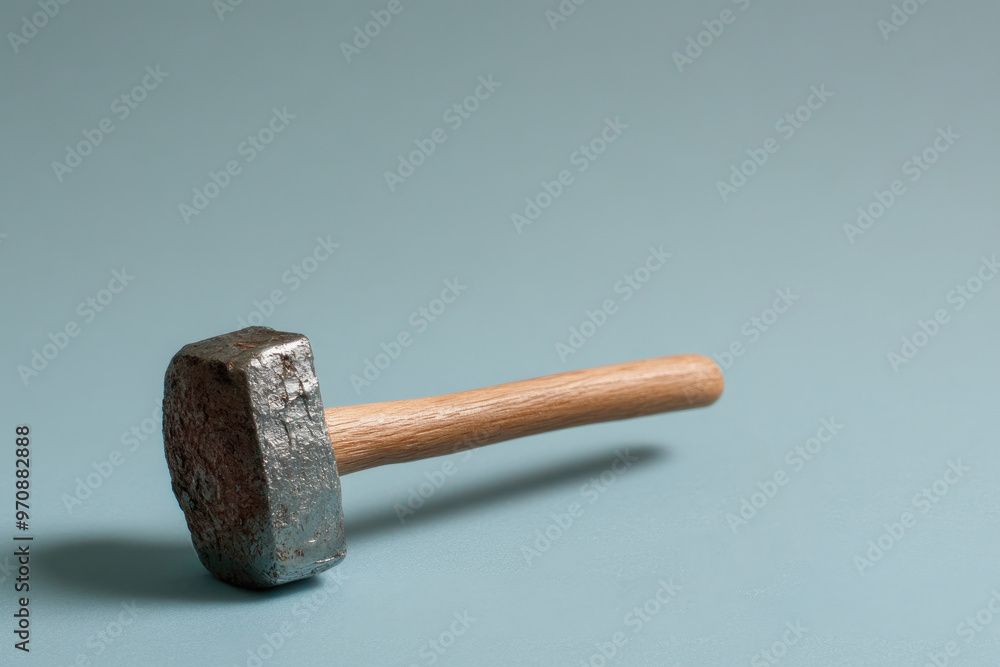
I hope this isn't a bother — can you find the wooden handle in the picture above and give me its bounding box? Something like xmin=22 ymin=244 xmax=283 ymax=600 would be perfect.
xmin=325 ymin=354 xmax=723 ymax=475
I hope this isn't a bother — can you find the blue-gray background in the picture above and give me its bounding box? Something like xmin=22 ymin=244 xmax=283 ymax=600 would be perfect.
xmin=2 ymin=0 xmax=999 ymax=665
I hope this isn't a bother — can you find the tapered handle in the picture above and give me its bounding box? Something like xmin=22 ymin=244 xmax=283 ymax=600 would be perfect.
xmin=324 ymin=355 xmax=723 ymax=475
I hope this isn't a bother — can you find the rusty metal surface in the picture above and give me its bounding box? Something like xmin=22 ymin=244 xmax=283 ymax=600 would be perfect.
xmin=162 ymin=327 xmax=345 ymax=588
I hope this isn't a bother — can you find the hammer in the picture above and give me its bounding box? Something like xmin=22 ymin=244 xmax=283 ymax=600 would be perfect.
xmin=162 ymin=326 xmax=723 ymax=588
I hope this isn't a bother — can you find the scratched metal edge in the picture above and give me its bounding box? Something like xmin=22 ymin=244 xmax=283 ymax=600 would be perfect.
xmin=247 ymin=332 xmax=346 ymax=586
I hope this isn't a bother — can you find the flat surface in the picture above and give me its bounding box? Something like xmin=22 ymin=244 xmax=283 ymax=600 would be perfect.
xmin=1 ymin=1 xmax=998 ymax=665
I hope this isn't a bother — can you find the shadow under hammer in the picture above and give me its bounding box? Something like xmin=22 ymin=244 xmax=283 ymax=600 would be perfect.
xmin=33 ymin=537 xmax=322 ymax=603
xmin=346 ymin=444 xmax=670 ymax=541
xmin=36 ymin=445 xmax=669 ymax=599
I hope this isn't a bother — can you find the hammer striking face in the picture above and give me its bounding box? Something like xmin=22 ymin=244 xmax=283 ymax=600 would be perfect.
xmin=162 ymin=327 xmax=345 ymax=589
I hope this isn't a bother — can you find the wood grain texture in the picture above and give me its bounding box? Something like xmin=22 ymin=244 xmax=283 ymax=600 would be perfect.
xmin=325 ymin=354 xmax=723 ymax=475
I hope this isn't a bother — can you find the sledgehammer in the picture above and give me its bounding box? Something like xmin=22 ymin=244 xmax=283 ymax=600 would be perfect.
xmin=162 ymin=326 xmax=723 ymax=588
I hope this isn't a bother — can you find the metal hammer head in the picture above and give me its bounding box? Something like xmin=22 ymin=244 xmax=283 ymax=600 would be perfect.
xmin=162 ymin=327 xmax=345 ymax=589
